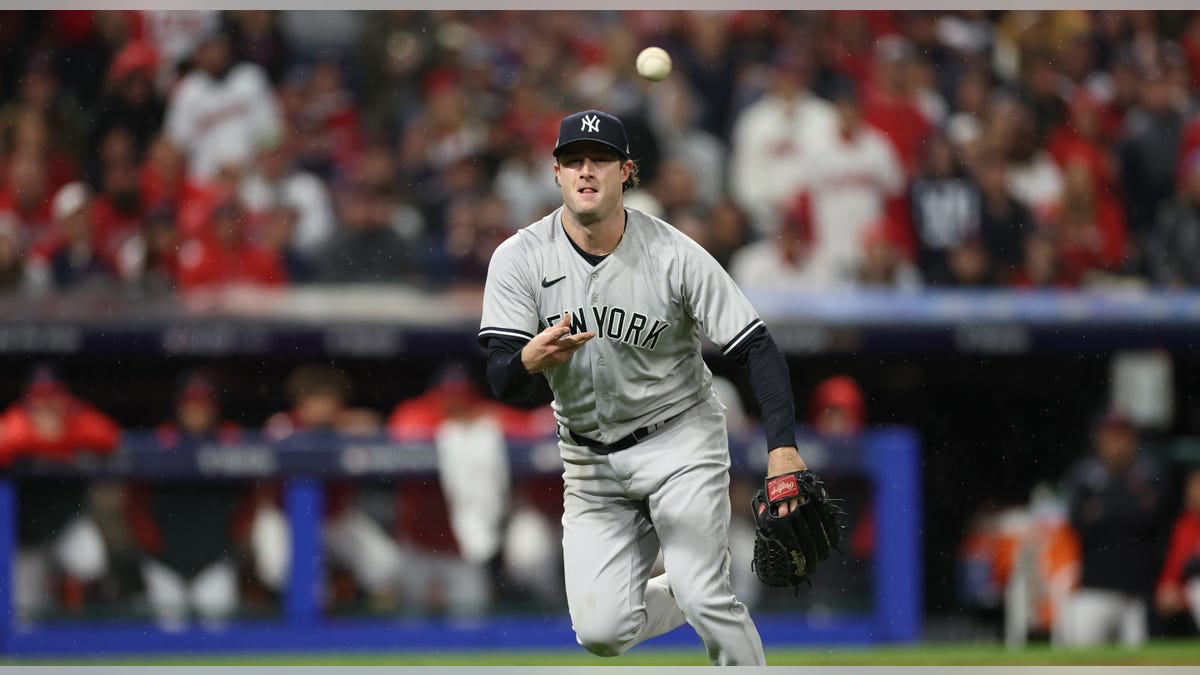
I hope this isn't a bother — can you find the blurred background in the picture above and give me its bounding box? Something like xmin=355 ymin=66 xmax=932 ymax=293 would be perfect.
xmin=1 ymin=8 xmax=1200 ymax=658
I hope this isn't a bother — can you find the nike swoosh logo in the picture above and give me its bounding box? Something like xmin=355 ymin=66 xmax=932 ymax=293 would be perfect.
xmin=541 ymin=275 xmax=567 ymax=288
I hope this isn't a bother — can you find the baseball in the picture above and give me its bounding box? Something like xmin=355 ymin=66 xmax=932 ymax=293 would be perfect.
xmin=636 ymin=46 xmax=672 ymax=82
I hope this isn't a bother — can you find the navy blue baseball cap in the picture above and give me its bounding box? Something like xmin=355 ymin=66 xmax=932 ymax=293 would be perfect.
xmin=553 ymin=109 xmax=630 ymax=158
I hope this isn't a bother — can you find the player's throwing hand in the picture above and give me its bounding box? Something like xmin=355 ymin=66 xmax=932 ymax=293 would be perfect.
xmin=521 ymin=312 xmax=595 ymax=374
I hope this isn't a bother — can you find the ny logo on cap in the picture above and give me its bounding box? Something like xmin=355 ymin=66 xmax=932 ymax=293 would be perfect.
xmin=581 ymin=114 xmax=600 ymax=133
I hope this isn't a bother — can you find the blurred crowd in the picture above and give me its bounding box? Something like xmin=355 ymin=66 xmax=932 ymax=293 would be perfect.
xmin=1 ymin=10 xmax=1200 ymax=296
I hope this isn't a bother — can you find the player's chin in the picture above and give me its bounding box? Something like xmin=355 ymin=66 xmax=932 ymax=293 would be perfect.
xmin=569 ymin=197 xmax=603 ymax=218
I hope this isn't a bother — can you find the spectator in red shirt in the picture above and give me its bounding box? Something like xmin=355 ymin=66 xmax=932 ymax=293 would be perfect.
xmin=0 ymin=364 xmax=120 ymax=619
xmin=138 ymin=134 xmax=234 ymax=246
xmin=140 ymin=135 xmax=198 ymax=216
xmin=1047 ymin=159 xmax=1128 ymax=284
xmin=0 ymin=364 xmax=119 ymax=466
xmin=0 ymin=212 xmax=25 ymax=292
xmin=1045 ymin=91 xmax=1120 ymax=194
xmin=1181 ymin=13 xmax=1200 ymax=89
xmin=809 ymin=375 xmax=866 ymax=439
xmin=861 ymin=34 xmax=933 ymax=176
xmin=1156 ymin=465 xmax=1200 ymax=633
xmin=175 ymin=199 xmax=287 ymax=291
xmin=0 ymin=150 xmax=55 ymax=236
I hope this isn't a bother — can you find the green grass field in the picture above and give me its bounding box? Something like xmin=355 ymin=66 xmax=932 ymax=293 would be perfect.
xmin=12 ymin=640 xmax=1200 ymax=666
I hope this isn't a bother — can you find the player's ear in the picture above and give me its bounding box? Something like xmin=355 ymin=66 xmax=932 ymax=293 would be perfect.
xmin=621 ymin=159 xmax=639 ymax=192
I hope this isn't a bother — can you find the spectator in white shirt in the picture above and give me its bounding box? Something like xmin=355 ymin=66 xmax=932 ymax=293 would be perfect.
xmin=238 ymin=129 xmax=335 ymax=258
xmin=729 ymin=194 xmax=845 ymax=292
xmin=798 ymin=79 xmax=906 ymax=279
xmin=164 ymin=27 xmax=282 ymax=182
xmin=729 ymin=48 xmax=838 ymax=238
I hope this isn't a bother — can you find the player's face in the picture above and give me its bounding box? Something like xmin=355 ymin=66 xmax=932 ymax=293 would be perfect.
xmin=554 ymin=142 xmax=630 ymax=225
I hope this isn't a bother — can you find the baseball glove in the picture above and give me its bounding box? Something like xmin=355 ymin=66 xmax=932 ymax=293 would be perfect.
xmin=751 ymin=469 xmax=843 ymax=588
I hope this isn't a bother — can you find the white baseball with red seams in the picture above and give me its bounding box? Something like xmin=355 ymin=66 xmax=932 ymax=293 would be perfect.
xmin=636 ymin=46 xmax=672 ymax=81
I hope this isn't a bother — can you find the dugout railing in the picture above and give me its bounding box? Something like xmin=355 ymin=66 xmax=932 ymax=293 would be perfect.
xmin=0 ymin=427 xmax=921 ymax=657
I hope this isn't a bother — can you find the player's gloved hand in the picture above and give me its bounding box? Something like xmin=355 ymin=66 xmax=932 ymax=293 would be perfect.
xmin=522 ymin=312 xmax=595 ymax=374
xmin=750 ymin=469 xmax=844 ymax=589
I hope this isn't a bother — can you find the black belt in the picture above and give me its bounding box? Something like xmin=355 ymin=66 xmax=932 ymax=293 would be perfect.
xmin=564 ymin=415 xmax=678 ymax=455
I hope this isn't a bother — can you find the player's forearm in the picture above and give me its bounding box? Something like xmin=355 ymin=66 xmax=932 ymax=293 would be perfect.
xmin=485 ymin=336 xmax=542 ymax=403
xmin=730 ymin=328 xmax=798 ymax=452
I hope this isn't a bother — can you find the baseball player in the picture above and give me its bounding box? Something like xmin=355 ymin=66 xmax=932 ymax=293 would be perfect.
xmin=479 ymin=109 xmax=810 ymax=665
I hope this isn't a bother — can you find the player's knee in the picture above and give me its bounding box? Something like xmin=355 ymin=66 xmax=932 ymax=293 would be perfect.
xmin=573 ymin=615 xmax=635 ymax=657
xmin=577 ymin=637 xmax=624 ymax=658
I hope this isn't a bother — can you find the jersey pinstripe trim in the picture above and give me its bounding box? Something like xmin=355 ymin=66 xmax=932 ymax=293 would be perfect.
xmin=721 ymin=319 xmax=765 ymax=355
xmin=479 ymin=326 xmax=535 ymax=342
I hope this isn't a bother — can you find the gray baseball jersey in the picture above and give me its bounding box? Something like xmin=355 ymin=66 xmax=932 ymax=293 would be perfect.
xmin=479 ymin=206 xmax=764 ymax=443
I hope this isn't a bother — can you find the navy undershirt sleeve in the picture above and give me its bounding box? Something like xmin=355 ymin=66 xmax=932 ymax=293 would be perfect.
xmin=726 ymin=326 xmax=798 ymax=453
xmin=485 ymin=335 xmax=552 ymax=406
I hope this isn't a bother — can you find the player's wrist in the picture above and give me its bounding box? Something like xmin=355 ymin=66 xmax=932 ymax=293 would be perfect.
xmin=766 ymin=446 xmax=806 ymax=476
xmin=515 ymin=346 xmax=540 ymax=376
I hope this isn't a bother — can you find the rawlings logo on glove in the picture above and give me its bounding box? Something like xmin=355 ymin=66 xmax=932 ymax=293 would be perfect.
xmin=751 ymin=469 xmax=844 ymax=589
xmin=766 ymin=473 xmax=799 ymax=502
